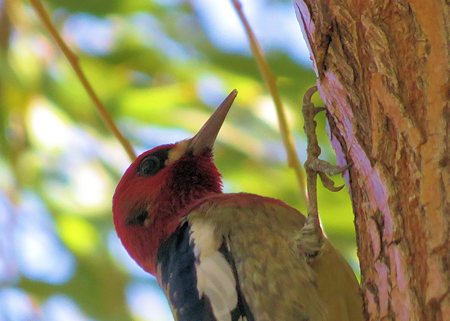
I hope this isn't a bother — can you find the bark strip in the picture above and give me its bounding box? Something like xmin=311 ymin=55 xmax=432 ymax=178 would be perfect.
xmin=294 ymin=0 xmax=449 ymax=320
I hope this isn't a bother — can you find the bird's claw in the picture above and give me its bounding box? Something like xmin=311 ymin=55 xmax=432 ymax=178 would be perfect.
xmin=307 ymin=158 xmax=348 ymax=176
xmin=306 ymin=159 xmax=349 ymax=192
xmin=318 ymin=172 xmax=345 ymax=192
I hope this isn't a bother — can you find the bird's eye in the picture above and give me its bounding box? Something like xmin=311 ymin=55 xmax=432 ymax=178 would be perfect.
xmin=139 ymin=155 xmax=162 ymax=176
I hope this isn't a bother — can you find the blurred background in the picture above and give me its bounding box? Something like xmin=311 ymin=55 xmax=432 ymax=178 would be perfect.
xmin=0 ymin=0 xmax=359 ymax=320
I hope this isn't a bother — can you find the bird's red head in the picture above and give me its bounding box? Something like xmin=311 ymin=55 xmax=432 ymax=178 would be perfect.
xmin=112 ymin=90 xmax=237 ymax=275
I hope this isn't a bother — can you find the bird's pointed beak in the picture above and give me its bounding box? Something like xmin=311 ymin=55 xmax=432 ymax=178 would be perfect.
xmin=189 ymin=89 xmax=238 ymax=155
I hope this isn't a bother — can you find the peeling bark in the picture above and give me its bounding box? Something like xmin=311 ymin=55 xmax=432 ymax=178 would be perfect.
xmin=294 ymin=0 xmax=449 ymax=320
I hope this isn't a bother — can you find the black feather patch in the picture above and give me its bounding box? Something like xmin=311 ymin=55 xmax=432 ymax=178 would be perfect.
xmin=157 ymin=223 xmax=214 ymax=320
xmin=220 ymin=240 xmax=255 ymax=321
xmin=157 ymin=222 xmax=255 ymax=321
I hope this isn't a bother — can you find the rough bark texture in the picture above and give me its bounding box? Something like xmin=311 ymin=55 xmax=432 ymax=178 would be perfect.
xmin=294 ymin=1 xmax=449 ymax=320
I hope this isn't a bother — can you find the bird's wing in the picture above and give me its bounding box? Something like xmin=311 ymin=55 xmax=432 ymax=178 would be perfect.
xmin=156 ymin=218 xmax=254 ymax=321
xmin=186 ymin=193 xmax=329 ymax=321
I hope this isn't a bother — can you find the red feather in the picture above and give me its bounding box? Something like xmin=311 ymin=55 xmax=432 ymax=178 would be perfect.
xmin=113 ymin=145 xmax=222 ymax=275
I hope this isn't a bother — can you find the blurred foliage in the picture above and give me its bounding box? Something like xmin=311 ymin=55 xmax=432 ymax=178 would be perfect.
xmin=0 ymin=0 xmax=358 ymax=320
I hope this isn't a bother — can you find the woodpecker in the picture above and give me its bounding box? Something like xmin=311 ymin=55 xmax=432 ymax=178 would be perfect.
xmin=113 ymin=90 xmax=364 ymax=321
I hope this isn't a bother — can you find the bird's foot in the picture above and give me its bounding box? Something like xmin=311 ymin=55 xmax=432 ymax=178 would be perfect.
xmin=306 ymin=158 xmax=349 ymax=192
xmin=298 ymin=86 xmax=349 ymax=262
xmin=302 ymin=86 xmax=349 ymax=193
xmin=295 ymin=215 xmax=323 ymax=261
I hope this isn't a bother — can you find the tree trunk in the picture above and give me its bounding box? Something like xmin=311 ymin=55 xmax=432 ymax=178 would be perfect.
xmin=294 ymin=1 xmax=449 ymax=320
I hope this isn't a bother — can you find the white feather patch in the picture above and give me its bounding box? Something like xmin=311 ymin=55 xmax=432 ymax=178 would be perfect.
xmin=190 ymin=220 xmax=238 ymax=321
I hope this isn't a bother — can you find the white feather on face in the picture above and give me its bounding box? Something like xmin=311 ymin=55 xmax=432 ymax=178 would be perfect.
xmin=190 ymin=220 xmax=238 ymax=321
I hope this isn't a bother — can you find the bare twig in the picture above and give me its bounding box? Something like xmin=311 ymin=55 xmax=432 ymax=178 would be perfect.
xmin=29 ymin=0 xmax=136 ymax=161
xmin=230 ymin=0 xmax=307 ymax=206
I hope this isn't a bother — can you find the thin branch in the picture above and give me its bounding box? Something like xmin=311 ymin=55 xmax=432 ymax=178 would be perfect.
xmin=29 ymin=0 xmax=136 ymax=161
xmin=230 ymin=0 xmax=307 ymax=206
